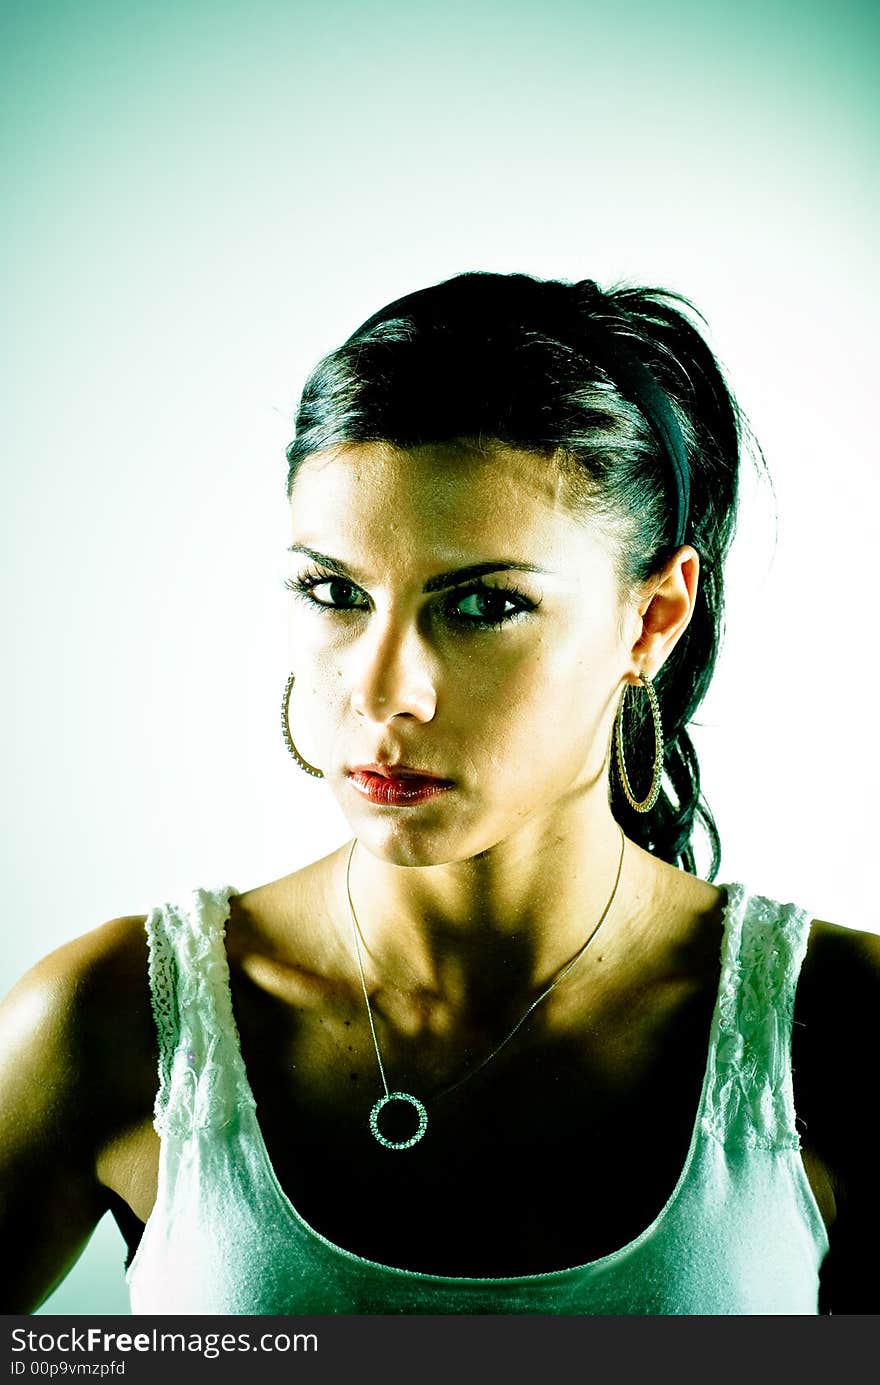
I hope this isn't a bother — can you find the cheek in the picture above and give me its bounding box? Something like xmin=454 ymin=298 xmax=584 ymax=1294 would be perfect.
xmin=286 ymin=649 xmax=347 ymax=733
xmin=499 ymin=622 xmax=617 ymax=703
xmin=287 ymin=612 xmax=356 ymax=693
xmin=447 ymin=630 xmax=615 ymax=758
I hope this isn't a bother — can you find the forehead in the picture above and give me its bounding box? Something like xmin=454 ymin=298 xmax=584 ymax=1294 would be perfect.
xmin=289 ymin=441 xmax=606 ymax=564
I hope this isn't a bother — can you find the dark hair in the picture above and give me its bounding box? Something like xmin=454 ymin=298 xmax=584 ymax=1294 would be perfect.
xmin=286 ymin=271 xmax=749 ymax=879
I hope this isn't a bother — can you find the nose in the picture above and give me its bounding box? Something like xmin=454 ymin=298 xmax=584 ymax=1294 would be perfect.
xmin=349 ymin=615 xmax=438 ymax=725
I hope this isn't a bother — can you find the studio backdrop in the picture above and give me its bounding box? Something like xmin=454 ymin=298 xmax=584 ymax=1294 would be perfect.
xmin=2 ymin=0 xmax=877 ymax=1315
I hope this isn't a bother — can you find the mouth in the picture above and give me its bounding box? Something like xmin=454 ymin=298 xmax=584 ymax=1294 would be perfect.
xmin=346 ymin=766 xmax=454 ymax=805
xmin=349 ymin=763 xmax=452 ymax=782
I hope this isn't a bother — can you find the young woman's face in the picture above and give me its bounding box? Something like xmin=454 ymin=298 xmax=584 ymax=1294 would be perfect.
xmin=286 ymin=441 xmax=638 ymax=867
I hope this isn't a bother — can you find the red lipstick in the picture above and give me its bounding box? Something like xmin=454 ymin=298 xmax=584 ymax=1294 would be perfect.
xmin=347 ymin=765 xmax=454 ymax=806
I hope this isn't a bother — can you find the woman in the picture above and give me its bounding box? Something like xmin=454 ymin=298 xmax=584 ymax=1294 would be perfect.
xmin=1 ymin=272 xmax=876 ymax=1315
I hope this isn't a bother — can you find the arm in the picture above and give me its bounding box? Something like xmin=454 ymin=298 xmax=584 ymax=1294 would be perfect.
xmin=794 ymin=919 xmax=880 ymax=1314
xmin=0 ymin=918 xmax=154 ymax=1312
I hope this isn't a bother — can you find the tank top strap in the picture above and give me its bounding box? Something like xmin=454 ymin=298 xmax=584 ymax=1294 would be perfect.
xmin=701 ymin=883 xmax=813 ymax=1151
xmin=144 ymin=885 xmax=255 ymax=1139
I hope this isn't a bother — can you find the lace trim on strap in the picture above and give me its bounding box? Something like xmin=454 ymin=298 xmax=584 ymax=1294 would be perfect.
xmin=143 ymin=885 xmax=253 ymax=1138
xmin=144 ymin=902 xmax=180 ymax=1134
xmin=702 ymin=885 xmax=813 ymax=1151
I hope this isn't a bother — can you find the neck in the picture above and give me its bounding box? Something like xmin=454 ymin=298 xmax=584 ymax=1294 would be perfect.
xmin=336 ymin=795 xmax=647 ymax=1030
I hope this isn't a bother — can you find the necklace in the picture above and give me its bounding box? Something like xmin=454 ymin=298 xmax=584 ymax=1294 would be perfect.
xmin=345 ymin=826 xmax=627 ymax=1150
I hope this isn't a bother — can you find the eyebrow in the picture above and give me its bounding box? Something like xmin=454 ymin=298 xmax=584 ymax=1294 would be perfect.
xmin=286 ymin=545 xmax=552 ymax=592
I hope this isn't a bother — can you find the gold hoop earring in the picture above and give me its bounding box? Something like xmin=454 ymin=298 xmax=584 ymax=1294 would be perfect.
xmin=281 ymin=672 xmax=324 ymax=778
xmin=614 ymin=671 xmax=663 ymax=813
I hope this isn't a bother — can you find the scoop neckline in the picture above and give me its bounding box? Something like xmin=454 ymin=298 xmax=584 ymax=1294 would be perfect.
xmin=195 ymin=879 xmax=744 ymax=1287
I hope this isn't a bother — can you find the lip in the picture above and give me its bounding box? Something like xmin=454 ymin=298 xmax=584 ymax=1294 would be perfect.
xmin=350 ymin=762 xmax=450 ymax=781
xmin=347 ymin=767 xmax=454 ymax=806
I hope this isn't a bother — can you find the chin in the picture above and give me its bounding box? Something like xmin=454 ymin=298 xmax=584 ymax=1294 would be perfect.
xmin=349 ymin=806 xmax=526 ymax=871
xmin=353 ymin=828 xmax=463 ymax=870
xmin=343 ymin=807 xmax=481 ymax=870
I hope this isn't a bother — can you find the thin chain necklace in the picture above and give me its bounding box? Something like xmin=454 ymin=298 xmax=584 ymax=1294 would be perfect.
xmin=345 ymin=826 xmax=627 ymax=1150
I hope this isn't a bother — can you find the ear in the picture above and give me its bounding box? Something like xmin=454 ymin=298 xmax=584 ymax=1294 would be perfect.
xmin=624 ymin=546 xmax=700 ymax=684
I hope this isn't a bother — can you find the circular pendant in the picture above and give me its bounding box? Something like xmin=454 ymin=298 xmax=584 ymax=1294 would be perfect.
xmin=369 ymin=1091 xmax=428 ymax=1150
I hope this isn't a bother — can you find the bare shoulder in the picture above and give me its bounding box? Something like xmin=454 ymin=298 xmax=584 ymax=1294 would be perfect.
xmin=794 ymin=914 xmax=880 ymax=1142
xmin=229 ymin=844 xmax=352 ymax=979
xmin=794 ymin=915 xmax=880 ymax=1117
xmin=632 ymin=847 xmax=728 ymax=966
xmin=1 ymin=913 xmax=154 ymax=1027
xmin=0 ymin=915 xmax=157 ymax=1310
xmin=798 ymin=915 xmax=880 ymax=1021
xmin=791 ymin=914 xmax=879 ymax=1311
xmin=0 ymin=914 xmax=157 ymax=1114
xmin=234 ymin=844 xmax=344 ymax=924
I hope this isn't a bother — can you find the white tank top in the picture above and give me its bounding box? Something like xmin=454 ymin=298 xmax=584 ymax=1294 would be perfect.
xmin=127 ymin=881 xmax=829 ymax=1314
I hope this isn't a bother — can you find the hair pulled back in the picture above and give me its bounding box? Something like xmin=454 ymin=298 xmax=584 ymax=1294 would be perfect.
xmin=286 ymin=271 xmax=745 ymax=878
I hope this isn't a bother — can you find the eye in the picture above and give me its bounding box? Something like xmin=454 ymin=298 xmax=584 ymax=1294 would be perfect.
xmin=283 ymin=570 xmax=539 ymax=631
xmin=443 ymin=583 xmax=538 ymax=630
xmin=284 ymin=572 xmax=369 ymax=611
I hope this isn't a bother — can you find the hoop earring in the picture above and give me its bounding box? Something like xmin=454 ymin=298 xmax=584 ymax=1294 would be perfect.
xmin=281 ymin=672 xmax=324 ymax=778
xmin=614 ymin=671 xmax=663 ymax=813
